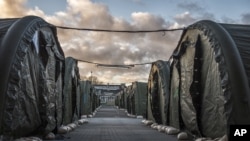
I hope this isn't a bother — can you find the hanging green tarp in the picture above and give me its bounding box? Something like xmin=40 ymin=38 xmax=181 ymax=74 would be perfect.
xmin=123 ymin=86 xmax=129 ymax=110
xmin=79 ymin=81 xmax=85 ymax=116
xmin=125 ymin=85 xmax=133 ymax=114
xmin=170 ymin=20 xmax=250 ymax=139
xmin=173 ymin=34 xmax=201 ymax=136
xmin=117 ymin=89 xmax=126 ymax=109
xmin=0 ymin=16 xmax=65 ymax=138
xmin=91 ymin=87 xmax=97 ymax=112
xmin=131 ymin=82 xmax=147 ymax=117
xmin=62 ymin=57 xmax=81 ymax=125
xmin=80 ymin=80 xmax=92 ymax=115
xmin=169 ymin=61 xmax=181 ymax=129
xmin=125 ymin=82 xmax=147 ymax=117
xmin=115 ymin=91 xmax=121 ymax=108
xmin=121 ymin=88 xmax=126 ymax=109
xmin=147 ymin=60 xmax=170 ymax=125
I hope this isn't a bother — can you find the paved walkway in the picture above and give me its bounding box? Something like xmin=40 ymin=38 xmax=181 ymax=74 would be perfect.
xmin=52 ymin=105 xmax=178 ymax=141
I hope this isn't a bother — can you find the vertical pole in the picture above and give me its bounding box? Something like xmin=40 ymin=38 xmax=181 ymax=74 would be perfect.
xmin=91 ymin=71 xmax=93 ymax=84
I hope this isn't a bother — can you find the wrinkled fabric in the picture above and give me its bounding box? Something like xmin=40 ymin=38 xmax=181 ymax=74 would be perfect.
xmin=62 ymin=57 xmax=80 ymax=125
xmin=82 ymin=81 xmax=92 ymax=115
xmin=134 ymin=82 xmax=147 ymax=117
xmin=91 ymin=88 xmax=96 ymax=113
xmin=199 ymin=34 xmax=225 ymax=137
xmin=115 ymin=91 xmax=125 ymax=108
xmin=125 ymin=86 xmax=133 ymax=114
xmin=126 ymin=82 xmax=147 ymax=117
xmin=79 ymin=81 xmax=85 ymax=116
xmin=169 ymin=61 xmax=181 ymax=129
xmin=147 ymin=60 xmax=170 ymax=125
xmin=169 ymin=20 xmax=250 ymax=139
xmin=79 ymin=81 xmax=92 ymax=116
xmin=0 ymin=16 xmax=65 ymax=138
xmin=178 ymin=36 xmax=201 ymax=136
xmin=190 ymin=21 xmax=250 ymax=138
xmin=221 ymin=24 xmax=250 ymax=90
xmin=38 ymin=27 xmax=65 ymax=134
xmin=120 ymin=89 xmax=126 ymax=109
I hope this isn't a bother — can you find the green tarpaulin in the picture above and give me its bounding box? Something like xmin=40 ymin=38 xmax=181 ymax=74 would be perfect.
xmin=126 ymin=82 xmax=147 ymax=117
xmin=80 ymin=81 xmax=93 ymax=115
xmin=170 ymin=20 xmax=250 ymax=139
xmin=62 ymin=57 xmax=81 ymax=125
xmin=0 ymin=16 xmax=65 ymax=138
xmin=147 ymin=60 xmax=170 ymax=125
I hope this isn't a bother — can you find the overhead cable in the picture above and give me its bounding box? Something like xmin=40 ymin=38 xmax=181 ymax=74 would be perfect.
xmin=55 ymin=25 xmax=185 ymax=33
xmin=76 ymin=58 xmax=152 ymax=69
xmin=96 ymin=64 xmax=134 ymax=69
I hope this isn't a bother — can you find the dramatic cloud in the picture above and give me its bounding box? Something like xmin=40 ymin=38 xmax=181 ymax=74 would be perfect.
xmin=3 ymin=0 xmax=244 ymax=84
xmin=173 ymin=12 xmax=197 ymax=26
xmin=176 ymin=2 xmax=217 ymax=23
xmin=0 ymin=0 xmax=27 ymax=17
xmin=0 ymin=0 xmax=182 ymax=84
xmin=46 ymin=0 xmax=182 ymax=84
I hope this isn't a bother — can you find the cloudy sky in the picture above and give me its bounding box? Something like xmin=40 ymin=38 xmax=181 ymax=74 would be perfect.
xmin=1 ymin=0 xmax=250 ymax=85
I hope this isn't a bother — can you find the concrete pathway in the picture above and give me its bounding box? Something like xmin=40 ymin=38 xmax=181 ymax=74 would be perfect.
xmin=51 ymin=105 xmax=178 ymax=141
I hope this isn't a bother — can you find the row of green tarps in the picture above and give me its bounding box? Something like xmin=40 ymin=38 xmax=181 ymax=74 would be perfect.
xmin=123 ymin=82 xmax=147 ymax=117
xmin=133 ymin=82 xmax=147 ymax=117
xmin=63 ymin=58 xmax=102 ymax=124
xmin=145 ymin=20 xmax=250 ymax=140
xmin=80 ymin=81 xmax=92 ymax=116
xmin=0 ymin=16 xmax=65 ymax=138
xmin=62 ymin=57 xmax=81 ymax=125
xmin=91 ymin=88 xmax=99 ymax=113
xmin=115 ymin=90 xmax=126 ymax=109
xmin=0 ymin=16 xmax=100 ymax=139
xmin=168 ymin=20 xmax=250 ymax=139
xmin=115 ymin=91 xmax=121 ymax=108
xmin=123 ymin=86 xmax=130 ymax=111
xmin=147 ymin=60 xmax=170 ymax=125
xmin=79 ymin=81 xmax=100 ymax=116
xmin=120 ymin=89 xmax=126 ymax=109
xmin=125 ymin=85 xmax=133 ymax=114
xmin=63 ymin=58 xmax=100 ymax=125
